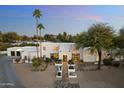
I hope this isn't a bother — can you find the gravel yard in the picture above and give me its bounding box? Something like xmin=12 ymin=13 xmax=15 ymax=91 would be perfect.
xmin=12 ymin=62 xmax=124 ymax=88
xmin=12 ymin=63 xmax=56 ymax=88
xmin=77 ymin=67 xmax=124 ymax=88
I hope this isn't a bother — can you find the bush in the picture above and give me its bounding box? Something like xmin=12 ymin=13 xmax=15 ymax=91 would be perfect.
xmin=80 ymin=60 xmax=83 ymax=63
xmin=113 ymin=62 xmax=120 ymax=67
xmin=32 ymin=58 xmax=42 ymax=71
xmin=15 ymin=58 xmax=21 ymax=63
xmin=45 ymin=57 xmax=51 ymax=63
xmin=53 ymin=58 xmax=59 ymax=62
xmin=103 ymin=58 xmax=113 ymax=66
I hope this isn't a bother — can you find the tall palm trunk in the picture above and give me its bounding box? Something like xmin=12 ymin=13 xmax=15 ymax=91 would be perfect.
xmin=97 ymin=49 xmax=102 ymax=70
xmin=39 ymin=30 xmax=42 ymax=58
xmin=36 ymin=18 xmax=39 ymax=58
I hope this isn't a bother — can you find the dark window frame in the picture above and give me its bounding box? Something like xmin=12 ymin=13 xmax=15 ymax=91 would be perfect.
xmin=16 ymin=51 xmax=21 ymax=56
xmin=11 ymin=51 xmax=15 ymax=56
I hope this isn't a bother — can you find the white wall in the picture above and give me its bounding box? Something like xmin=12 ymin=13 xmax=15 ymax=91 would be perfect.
xmin=7 ymin=43 xmax=107 ymax=63
xmin=59 ymin=43 xmax=74 ymax=61
xmin=41 ymin=42 xmax=59 ymax=58
xmin=83 ymin=48 xmax=98 ymax=62
xmin=21 ymin=51 xmax=37 ymax=63
xmin=7 ymin=47 xmax=23 ymax=57
xmin=21 ymin=46 xmax=37 ymax=63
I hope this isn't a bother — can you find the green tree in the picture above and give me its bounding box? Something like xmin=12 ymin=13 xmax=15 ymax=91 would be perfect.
xmin=37 ymin=23 xmax=45 ymax=58
xmin=44 ymin=34 xmax=56 ymax=42
xmin=33 ymin=9 xmax=42 ymax=58
xmin=75 ymin=23 xmax=113 ymax=69
xmin=56 ymin=33 xmax=63 ymax=42
xmin=2 ymin=32 xmax=19 ymax=43
xmin=0 ymin=31 xmax=2 ymax=42
xmin=113 ymin=28 xmax=124 ymax=61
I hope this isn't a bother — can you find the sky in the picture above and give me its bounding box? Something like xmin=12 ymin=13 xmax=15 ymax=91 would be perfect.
xmin=0 ymin=5 xmax=124 ymax=36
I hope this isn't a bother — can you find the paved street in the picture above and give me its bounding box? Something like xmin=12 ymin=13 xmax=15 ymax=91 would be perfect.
xmin=0 ymin=55 xmax=24 ymax=88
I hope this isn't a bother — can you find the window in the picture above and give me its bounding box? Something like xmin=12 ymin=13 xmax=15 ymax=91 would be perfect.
xmin=53 ymin=46 xmax=59 ymax=51
xmin=11 ymin=51 xmax=15 ymax=56
xmin=50 ymin=53 xmax=59 ymax=59
xmin=72 ymin=53 xmax=80 ymax=61
xmin=16 ymin=51 xmax=21 ymax=56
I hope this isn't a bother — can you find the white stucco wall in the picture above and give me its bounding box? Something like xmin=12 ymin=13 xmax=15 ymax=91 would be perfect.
xmin=83 ymin=48 xmax=98 ymax=62
xmin=59 ymin=43 xmax=74 ymax=61
xmin=21 ymin=46 xmax=37 ymax=63
xmin=7 ymin=42 xmax=108 ymax=63
xmin=41 ymin=42 xmax=59 ymax=58
xmin=7 ymin=47 xmax=23 ymax=57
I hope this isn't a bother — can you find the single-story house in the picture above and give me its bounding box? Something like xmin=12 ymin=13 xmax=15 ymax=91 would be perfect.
xmin=7 ymin=46 xmax=37 ymax=63
xmin=7 ymin=42 xmax=107 ymax=63
xmin=7 ymin=47 xmax=23 ymax=57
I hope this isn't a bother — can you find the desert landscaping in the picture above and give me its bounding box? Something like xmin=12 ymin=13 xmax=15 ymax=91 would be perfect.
xmin=11 ymin=61 xmax=124 ymax=88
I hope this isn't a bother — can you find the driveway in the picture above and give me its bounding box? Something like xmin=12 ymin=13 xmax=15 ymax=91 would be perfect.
xmin=0 ymin=55 xmax=24 ymax=88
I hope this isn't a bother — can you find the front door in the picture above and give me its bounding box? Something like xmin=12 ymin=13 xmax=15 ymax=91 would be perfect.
xmin=63 ymin=55 xmax=67 ymax=62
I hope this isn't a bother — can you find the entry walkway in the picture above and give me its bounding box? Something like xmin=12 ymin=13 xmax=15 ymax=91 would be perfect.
xmin=62 ymin=62 xmax=68 ymax=81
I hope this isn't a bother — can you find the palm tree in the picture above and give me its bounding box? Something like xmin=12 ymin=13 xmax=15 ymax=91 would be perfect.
xmin=33 ymin=9 xmax=42 ymax=58
xmin=75 ymin=23 xmax=113 ymax=70
xmin=37 ymin=23 xmax=45 ymax=58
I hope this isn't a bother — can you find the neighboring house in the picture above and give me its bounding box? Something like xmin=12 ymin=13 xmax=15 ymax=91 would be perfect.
xmin=7 ymin=42 xmax=107 ymax=63
xmin=7 ymin=47 xmax=23 ymax=57
xmin=7 ymin=46 xmax=37 ymax=63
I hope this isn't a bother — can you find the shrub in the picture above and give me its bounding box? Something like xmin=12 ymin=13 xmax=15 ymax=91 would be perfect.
xmin=32 ymin=58 xmax=42 ymax=71
xmin=15 ymin=58 xmax=20 ymax=62
xmin=45 ymin=57 xmax=51 ymax=63
xmin=80 ymin=60 xmax=83 ymax=63
xmin=113 ymin=62 xmax=120 ymax=67
xmin=53 ymin=58 xmax=59 ymax=62
xmin=103 ymin=58 xmax=113 ymax=66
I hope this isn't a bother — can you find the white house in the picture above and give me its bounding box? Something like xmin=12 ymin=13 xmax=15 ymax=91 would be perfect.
xmin=21 ymin=46 xmax=37 ymax=63
xmin=7 ymin=42 xmax=104 ymax=63
xmin=40 ymin=42 xmax=99 ymax=62
xmin=7 ymin=46 xmax=37 ymax=63
xmin=7 ymin=47 xmax=23 ymax=57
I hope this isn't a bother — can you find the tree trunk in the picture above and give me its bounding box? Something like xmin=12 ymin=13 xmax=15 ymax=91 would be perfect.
xmin=39 ymin=30 xmax=42 ymax=58
xmin=36 ymin=18 xmax=39 ymax=58
xmin=97 ymin=49 xmax=102 ymax=70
